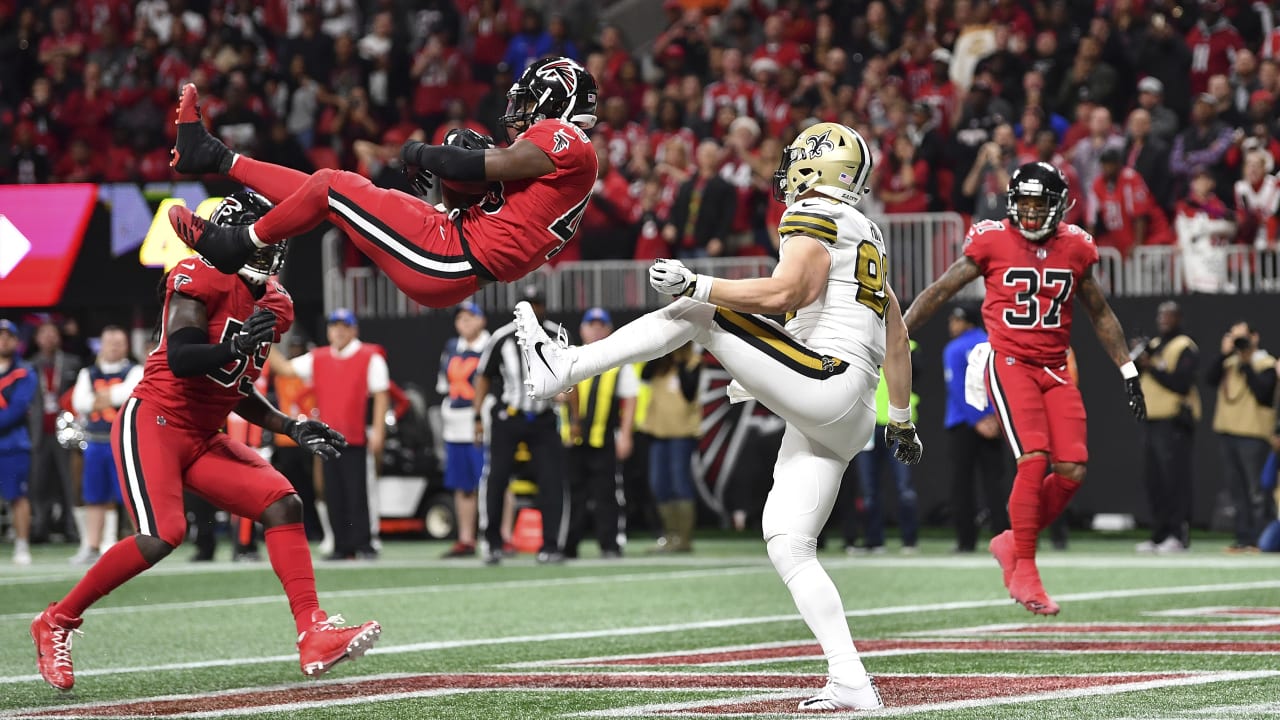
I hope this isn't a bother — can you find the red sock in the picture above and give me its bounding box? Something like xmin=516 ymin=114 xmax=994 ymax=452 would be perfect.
xmin=54 ymin=536 xmax=153 ymax=619
xmin=251 ymin=169 xmax=336 ymax=244
xmin=228 ymin=156 xmax=311 ymax=205
xmin=1009 ymin=455 xmax=1049 ymax=560
xmin=265 ymin=523 xmax=321 ymax=635
xmin=1039 ymin=473 xmax=1082 ymax=530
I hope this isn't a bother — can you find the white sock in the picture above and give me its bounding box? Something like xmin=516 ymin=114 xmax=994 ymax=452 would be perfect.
xmin=568 ymin=299 xmax=707 ymax=383
xmin=779 ymin=555 xmax=869 ymax=687
xmin=316 ymin=500 xmax=335 ymax=552
xmin=14 ymin=538 xmax=29 ymax=553
xmin=102 ymin=509 xmax=118 ymax=553
xmin=72 ymin=506 xmax=89 ymax=552
xmin=248 ymin=224 xmax=268 ymax=249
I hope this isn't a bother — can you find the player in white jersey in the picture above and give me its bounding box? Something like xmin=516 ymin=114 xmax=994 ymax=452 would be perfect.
xmin=514 ymin=122 xmax=921 ymax=711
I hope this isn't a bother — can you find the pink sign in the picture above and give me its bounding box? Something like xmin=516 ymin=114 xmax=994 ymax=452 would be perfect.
xmin=0 ymin=184 xmax=98 ymax=307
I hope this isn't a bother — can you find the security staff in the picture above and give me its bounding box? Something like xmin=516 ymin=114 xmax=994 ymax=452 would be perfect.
xmin=475 ymin=286 xmax=569 ymax=565
xmin=943 ymin=306 xmax=1009 ymax=553
xmin=1133 ymin=301 xmax=1199 ymax=553
xmin=561 ymin=308 xmax=636 ymax=559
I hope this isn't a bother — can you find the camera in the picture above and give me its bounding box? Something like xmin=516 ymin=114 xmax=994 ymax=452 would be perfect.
xmin=1234 ymin=336 xmax=1252 ymax=352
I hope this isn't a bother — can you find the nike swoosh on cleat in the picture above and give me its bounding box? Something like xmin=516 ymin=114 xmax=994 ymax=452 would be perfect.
xmin=533 ymin=343 xmax=558 ymax=377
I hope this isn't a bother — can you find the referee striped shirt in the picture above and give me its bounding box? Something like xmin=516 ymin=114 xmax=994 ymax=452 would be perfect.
xmin=477 ymin=320 xmax=563 ymax=416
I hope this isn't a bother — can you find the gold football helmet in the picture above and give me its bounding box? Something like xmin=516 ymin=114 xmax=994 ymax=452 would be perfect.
xmin=773 ymin=122 xmax=873 ymax=206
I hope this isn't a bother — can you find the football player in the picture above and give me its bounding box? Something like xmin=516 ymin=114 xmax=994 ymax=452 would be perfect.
xmin=31 ymin=193 xmax=380 ymax=692
xmin=165 ymin=57 xmax=598 ymax=308
xmin=903 ymin=162 xmax=1146 ymax=615
xmin=514 ymin=122 xmax=921 ymax=711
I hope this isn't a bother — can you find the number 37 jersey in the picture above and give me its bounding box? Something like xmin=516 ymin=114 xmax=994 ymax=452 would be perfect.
xmin=132 ymin=258 xmax=294 ymax=434
xmin=778 ymin=197 xmax=889 ymax=370
xmin=964 ymin=219 xmax=1099 ymax=366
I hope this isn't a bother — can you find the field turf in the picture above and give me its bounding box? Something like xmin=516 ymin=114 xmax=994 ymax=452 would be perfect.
xmin=2 ymin=536 xmax=1278 ymax=719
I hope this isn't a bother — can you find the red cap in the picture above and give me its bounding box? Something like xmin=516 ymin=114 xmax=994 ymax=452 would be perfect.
xmin=1251 ymin=89 xmax=1274 ymax=106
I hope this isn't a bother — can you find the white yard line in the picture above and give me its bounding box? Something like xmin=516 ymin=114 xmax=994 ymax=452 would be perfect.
xmin=4 ymin=579 xmax=1280 ymax=686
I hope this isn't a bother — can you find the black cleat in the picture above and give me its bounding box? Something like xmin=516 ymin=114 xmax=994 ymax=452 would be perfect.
xmin=170 ymin=83 xmax=233 ymax=176
xmin=168 ymin=206 xmax=254 ymax=274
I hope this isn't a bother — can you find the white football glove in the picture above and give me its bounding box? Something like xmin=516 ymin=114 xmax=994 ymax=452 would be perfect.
xmin=649 ymin=258 xmax=697 ymax=297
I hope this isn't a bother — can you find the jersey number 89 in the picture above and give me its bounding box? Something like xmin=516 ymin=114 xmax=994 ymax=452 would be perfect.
xmin=855 ymin=241 xmax=889 ymax=318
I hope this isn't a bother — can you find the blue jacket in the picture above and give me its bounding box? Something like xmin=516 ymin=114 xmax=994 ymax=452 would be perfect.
xmin=943 ymin=328 xmax=993 ymax=429
xmin=0 ymin=359 xmax=37 ymax=453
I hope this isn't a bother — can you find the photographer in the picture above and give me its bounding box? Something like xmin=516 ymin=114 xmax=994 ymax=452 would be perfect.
xmin=961 ymin=123 xmax=1018 ymax=221
xmin=1207 ymin=321 xmax=1276 ymax=552
xmin=1133 ymin=302 xmax=1199 ymax=553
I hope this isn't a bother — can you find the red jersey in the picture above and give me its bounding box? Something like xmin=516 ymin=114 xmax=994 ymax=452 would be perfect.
xmin=1186 ymin=21 xmax=1244 ymax=95
xmin=964 ymin=219 xmax=1100 ymax=366
xmin=132 ymin=258 xmax=294 ymax=434
xmin=461 ymin=118 xmax=597 ymax=281
xmin=1091 ymin=168 xmax=1172 ymax=255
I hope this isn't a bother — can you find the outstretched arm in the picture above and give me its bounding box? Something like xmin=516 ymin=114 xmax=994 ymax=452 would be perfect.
xmin=1078 ymin=270 xmax=1146 ymax=419
xmin=702 ymin=235 xmax=831 ymax=315
xmin=400 ymin=139 xmax=554 ymax=183
xmin=902 ymin=257 xmax=982 ymax=333
xmin=882 ymin=285 xmax=912 ymax=411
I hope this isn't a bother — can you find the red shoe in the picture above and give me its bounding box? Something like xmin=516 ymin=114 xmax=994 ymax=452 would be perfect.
xmin=988 ymin=530 xmax=1017 ymax=595
xmin=297 ymin=610 xmax=381 ymax=678
xmin=31 ymin=603 xmax=83 ymax=691
xmin=170 ymin=83 xmax=233 ymax=175
xmin=441 ymin=541 xmax=476 ymax=559
xmin=1008 ymin=562 xmax=1060 ymax=616
xmin=167 ymin=205 xmax=254 ymax=274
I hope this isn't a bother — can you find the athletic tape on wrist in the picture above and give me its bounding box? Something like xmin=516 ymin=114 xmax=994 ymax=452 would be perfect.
xmin=690 ymin=274 xmax=714 ymax=303
xmin=888 ymin=405 xmax=911 ymax=424
xmin=1120 ymin=361 xmax=1138 ymax=380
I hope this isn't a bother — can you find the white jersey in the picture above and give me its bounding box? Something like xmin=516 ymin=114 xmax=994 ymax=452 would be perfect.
xmin=777 ymin=197 xmax=888 ymax=371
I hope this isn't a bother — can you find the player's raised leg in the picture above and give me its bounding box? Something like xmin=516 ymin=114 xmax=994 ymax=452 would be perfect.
xmin=188 ymin=435 xmax=380 ymax=677
xmin=764 ymin=426 xmax=883 ymax=711
xmin=32 ymin=398 xmax=189 ymax=691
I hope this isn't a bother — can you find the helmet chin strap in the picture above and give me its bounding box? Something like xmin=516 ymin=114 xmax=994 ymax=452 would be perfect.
xmin=237 ymin=267 xmax=269 ymax=285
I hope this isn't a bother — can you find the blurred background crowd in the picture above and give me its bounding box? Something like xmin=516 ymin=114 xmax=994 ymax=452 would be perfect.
xmin=3 ymin=0 xmax=1280 ymax=265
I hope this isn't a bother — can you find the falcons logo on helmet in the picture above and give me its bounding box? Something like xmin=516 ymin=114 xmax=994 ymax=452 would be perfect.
xmin=536 ymin=58 xmax=581 ymax=94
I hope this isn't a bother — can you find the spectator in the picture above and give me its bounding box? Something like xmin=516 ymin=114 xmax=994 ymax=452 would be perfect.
xmin=855 ymin=344 xmax=921 ymax=554
xmin=436 ymin=303 xmax=490 ymax=559
xmin=562 ymin=308 xmax=636 ymax=559
xmin=719 ymin=115 xmax=762 ymax=252
xmin=649 ymin=97 xmax=696 ymax=166
xmin=476 ymin=62 xmax=516 ymax=139
xmin=1135 ymin=77 xmax=1181 ymax=145
xmin=639 ymin=342 xmax=701 ymax=553
xmin=702 ymin=47 xmax=756 ymax=123
xmin=578 ymin=143 xmax=637 ymax=261
xmin=750 ymin=13 xmax=802 ymax=72
xmin=1169 ymin=93 xmax=1235 ymax=203
xmin=475 ymin=286 xmax=569 ymax=565
xmin=1091 ymin=147 xmax=1174 ymax=258
xmin=943 ymin=304 xmax=1009 ymax=554
xmin=8 ymin=122 xmax=51 ymax=184
xmin=961 ymin=122 xmax=1017 ymax=221
xmin=1209 ymin=321 xmax=1276 ymax=553
xmin=1070 ymin=107 xmax=1126 ymax=211
xmin=27 ymin=320 xmax=81 ymax=545
xmin=1207 ymin=73 xmax=1245 ymax=128
xmin=632 ymin=177 xmax=672 ymax=261
xmin=950 ymin=0 xmax=996 ymax=92
xmin=595 ymin=96 xmax=646 ymax=173
xmin=1124 ymin=108 xmax=1173 ymax=210
xmin=1186 ymin=0 xmax=1245 ymax=97
xmin=357 ymin=10 xmax=394 ymax=63
xmin=543 ymin=14 xmax=579 ymax=61
xmin=0 ymin=319 xmax=36 ymax=565
xmin=1133 ymin=302 xmax=1199 ymax=554
xmin=1175 ymin=167 xmax=1238 ymax=293
xmin=1235 ymin=149 xmax=1280 ymax=250
xmin=68 ymin=326 xmax=141 ymax=565
xmin=878 ymin=133 xmax=930 ymax=214
xmin=284 ymin=309 xmax=389 ymax=561
xmin=503 ymin=7 xmax=551 ymax=74
xmin=664 ymin=139 xmax=736 ymax=259
xmin=950 ymin=80 xmax=1010 ymax=204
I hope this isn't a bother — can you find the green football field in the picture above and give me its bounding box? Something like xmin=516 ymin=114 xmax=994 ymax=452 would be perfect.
xmin=2 ymin=537 xmax=1278 ymax=719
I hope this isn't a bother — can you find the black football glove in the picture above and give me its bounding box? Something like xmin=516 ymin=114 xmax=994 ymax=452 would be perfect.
xmin=885 ymin=421 xmax=924 ymax=465
xmin=1125 ymin=376 xmax=1146 ymax=421
xmin=399 ymin=141 xmax=436 ymax=196
xmin=283 ymin=418 xmax=348 ymax=460
xmin=231 ymin=308 xmax=276 ymax=355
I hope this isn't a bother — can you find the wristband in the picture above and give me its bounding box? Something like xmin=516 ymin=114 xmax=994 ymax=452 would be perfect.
xmin=689 ymin=274 xmax=714 ymax=303
xmin=888 ymin=405 xmax=911 ymax=424
xmin=1120 ymin=361 xmax=1138 ymax=380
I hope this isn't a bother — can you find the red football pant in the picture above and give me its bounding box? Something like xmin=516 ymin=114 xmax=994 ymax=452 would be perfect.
xmin=229 ymin=158 xmax=481 ymax=308
xmin=985 ymin=350 xmax=1088 ymax=463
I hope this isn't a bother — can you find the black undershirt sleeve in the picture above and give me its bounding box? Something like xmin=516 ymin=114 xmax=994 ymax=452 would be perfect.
xmin=167 ymin=326 xmax=236 ymax=378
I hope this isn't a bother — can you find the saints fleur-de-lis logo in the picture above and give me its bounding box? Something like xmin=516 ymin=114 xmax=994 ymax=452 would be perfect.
xmin=805 ymin=130 xmax=834 ymax=158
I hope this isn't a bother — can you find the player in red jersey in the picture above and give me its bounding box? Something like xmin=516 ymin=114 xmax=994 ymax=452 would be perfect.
xmin=165 ymin=56 xmax=599 ymax=307
xmin=30 ymin=193 xmax=380 ymax=692
xmin=904 ymin=162 xmax=1146 ymax=615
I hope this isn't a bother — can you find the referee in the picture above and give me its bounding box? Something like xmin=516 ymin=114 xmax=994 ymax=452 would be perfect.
xmin=475 ymin=286 xmax=569 ymax=565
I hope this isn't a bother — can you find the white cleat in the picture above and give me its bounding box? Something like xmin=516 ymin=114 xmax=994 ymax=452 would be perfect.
xmin=798 ymin=677 xmax=884 ymax=711
xmin=513 ymin=301 xmax=573 ymax=401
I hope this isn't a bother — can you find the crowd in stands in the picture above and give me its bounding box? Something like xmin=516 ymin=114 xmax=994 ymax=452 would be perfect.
xmin=3 ymin=0 xmax=1280 ymax=265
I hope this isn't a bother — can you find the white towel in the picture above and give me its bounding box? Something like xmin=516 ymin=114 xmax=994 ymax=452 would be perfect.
xmin=965 ymin=342 xmax=992 ymax=411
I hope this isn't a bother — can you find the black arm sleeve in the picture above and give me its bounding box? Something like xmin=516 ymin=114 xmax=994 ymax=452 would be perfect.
xmin=1205 ymin=353 xmax=1228 ymax=387
xmin=1148 ymin=347 xmax=1199 ymax=395
xmin=1240 ymin=364 xmax=1278 ymax=407
xmin=167 ymin=326 xmax=236 ymax=378
xmin=400 ymin=142 xmax=487 ymax=181
xmin=677 ymin=364 xmax=700 ymax=402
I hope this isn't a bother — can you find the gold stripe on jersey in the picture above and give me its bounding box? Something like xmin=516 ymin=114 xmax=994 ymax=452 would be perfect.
xmin=779 ymin=211 xmax=838 ymax=245
xmin=713 ymin=308 xmax=848 ymax=380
